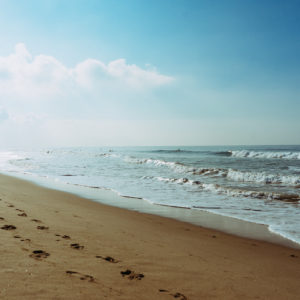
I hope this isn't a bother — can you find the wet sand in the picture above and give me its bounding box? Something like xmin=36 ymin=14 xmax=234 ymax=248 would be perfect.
xmin=0 ymin=174 xmax=300 ymax=299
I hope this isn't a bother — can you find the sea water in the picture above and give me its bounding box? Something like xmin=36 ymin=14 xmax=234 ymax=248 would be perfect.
xmin=0 ymin=145 xmax=300 ymax=244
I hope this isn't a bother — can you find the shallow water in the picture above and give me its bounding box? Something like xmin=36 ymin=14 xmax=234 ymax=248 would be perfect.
xmin=1 ymin=145 xmax=300 ymax=244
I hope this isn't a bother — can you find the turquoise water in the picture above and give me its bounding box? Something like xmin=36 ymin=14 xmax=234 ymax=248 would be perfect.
xmin=1 ymin=145 xmax=300 ymax=244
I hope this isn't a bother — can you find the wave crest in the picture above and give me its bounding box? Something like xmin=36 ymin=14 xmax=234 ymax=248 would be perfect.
xmin=227 ymin=169 xmax=300 ymax=185
xmin=126 ymin=156 xmax=300 ymax=186
xmin=229 ymin=150 xmax=300 ymax=160
xmin=151 ymin=176 xmax=300 ymax=202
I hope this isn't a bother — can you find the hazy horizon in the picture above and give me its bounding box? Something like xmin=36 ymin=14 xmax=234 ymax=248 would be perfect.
xmin=0 ymin=0 xmax=299 ymax=147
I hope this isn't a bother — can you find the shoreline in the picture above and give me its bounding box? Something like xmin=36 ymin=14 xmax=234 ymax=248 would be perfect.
xmin=1 ymin=173 xmax=300 ymax=299
xmin=2 ymin=171 xmax=300 ymax=249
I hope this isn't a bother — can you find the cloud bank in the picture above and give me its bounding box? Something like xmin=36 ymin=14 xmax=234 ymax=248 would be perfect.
xmin=0 ymin=44 xmax=175 ymax=147
xmin=0 ymin=43 xmax=173 ymax=100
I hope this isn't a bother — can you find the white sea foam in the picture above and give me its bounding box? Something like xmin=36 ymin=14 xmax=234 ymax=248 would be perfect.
xmin=153 ymin=175 xmax=300 ymax=202
xmin=124 ymin=156 xmax=226 ymax=176
xmin=0 ymin=151 xmax=26 ymax=170
xmin=124 ymin=156 xmax=191 ymax=172
xmin=201 ymin=183 xmax=300 ymax=202
xmin=230 ymin=150 xmax=300 ymax=160
xmin=226 ymin=169 xmax=300 ymax=185
xmin=156 ymin=176 xmax=196 ymax=185
xmin=126 ymin=155 xmax=300 ymax=186
xmin=0 ymin=151 xmax=22 ymax=162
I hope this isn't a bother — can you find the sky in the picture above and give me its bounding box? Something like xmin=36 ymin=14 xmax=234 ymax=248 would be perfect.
xmin=0 ymin=0 xmax=299 ymax=147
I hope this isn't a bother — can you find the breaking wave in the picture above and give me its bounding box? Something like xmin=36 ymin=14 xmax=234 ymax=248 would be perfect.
xmin=0 ymin=151 xmax=25 ymax=163
xmin=126 ymin=156 xmax=300 ymax=186
xmin=214 ymin=151 xmax=232 ymax=156
xmin=200 ymin=184 xmax=300 ymax=202
xmin=148 ymin=176 xmax=300 ymax=203
xmin=124 ymin=156 xmax=189 ymax=171
xmin=227 ymin=169 xmax=300 ymax=185
xmin=124 ymin=156 xmax=227 ymax=175
xmin=229 ymin=150 xmax=300 ymax=160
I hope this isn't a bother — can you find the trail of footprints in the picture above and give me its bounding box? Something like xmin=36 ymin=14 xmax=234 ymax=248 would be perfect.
xmin=0 ymin=198 xmax=188 ymax=299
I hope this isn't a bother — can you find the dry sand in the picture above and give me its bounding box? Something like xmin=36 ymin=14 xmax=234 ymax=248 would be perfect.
xmin=0 ymin=174 xmax=300 ymax=299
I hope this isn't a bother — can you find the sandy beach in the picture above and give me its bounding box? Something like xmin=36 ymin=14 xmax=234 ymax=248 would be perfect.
xmin=0 ymin=174 xmax=300 ymax=299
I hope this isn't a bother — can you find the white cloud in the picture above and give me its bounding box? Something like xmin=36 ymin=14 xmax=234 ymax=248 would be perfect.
xmin=0 ymin=43 xmax=174 ymax=100
xmin=106 ymin=59 xmax=172 ymax=88
xmin=0 ymin=44 xmax=175 ymax=147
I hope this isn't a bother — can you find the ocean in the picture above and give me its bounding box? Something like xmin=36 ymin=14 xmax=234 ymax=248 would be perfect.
xmin=0 ymin=145 xmax=300 ymax=245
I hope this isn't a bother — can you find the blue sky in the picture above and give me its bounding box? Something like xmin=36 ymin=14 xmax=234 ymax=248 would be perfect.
xmin=0 ymin=0 xmax=299 ymax=146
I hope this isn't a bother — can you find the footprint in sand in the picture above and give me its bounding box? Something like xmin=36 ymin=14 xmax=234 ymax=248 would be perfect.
xmin=159 ymin=290 xmax=187 ymax=300
xmin=70 ymin=243 xmax=84 ymax=250
xmin=37 ymin=226 xmax=49 ymax=230
xmin=66 ymin=270 xmax=95 ymax=282
xmin=55 ymin=234 xmax=70 ymax=241
xmin=171 ymin=292 xmax=187 ymax=300
xmin=0 ymin=217 xmax=5 ymax=221
xmin=1 ymin=224 xmax=17 ymax=230
xmin=7 ymin=204 xmax=14 ymax=208
xmin=96 ymin=255 xmax=119 ymax=263
xmin=62 ymin=235 xmax=71 ymax=239
xmin=15 ymin=208 xmax=25 ymax=212
xmin=29 ymin=250 xmax=50 ymax=260
xmin=13 ymin=235 xmax=30 ymax=242
xmin=20 ymin=238 xmax=31 ymax=242
xmin=120 ymin=269 xmax=144 ymax=280
xmin=18 ymin=212 xmax=27 ymax=217
xmin=31 ymin=219 xmax=42 ymax=223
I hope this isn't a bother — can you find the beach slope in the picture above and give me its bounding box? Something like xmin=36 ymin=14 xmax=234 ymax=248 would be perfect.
xmin=0 ymin=174 xmax=300 ymax=299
